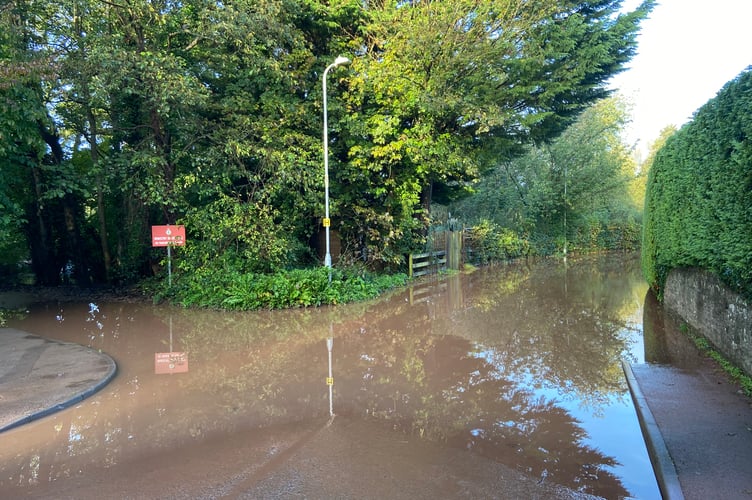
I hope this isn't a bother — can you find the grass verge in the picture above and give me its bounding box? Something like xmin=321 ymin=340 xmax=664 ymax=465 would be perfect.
xmin=679 ymin=323 xmax=752 ymax=397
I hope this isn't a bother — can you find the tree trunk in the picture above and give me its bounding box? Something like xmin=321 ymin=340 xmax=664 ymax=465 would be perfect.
xmin=88 ymin=107 xmax=113 ymax=283
xmin=37 ymin=119 xmax=89 ymax=284
xmin=62 ymin=194 xmax=89 ymax=285
xmin=27 ymin=165 xmax=57 ymax=285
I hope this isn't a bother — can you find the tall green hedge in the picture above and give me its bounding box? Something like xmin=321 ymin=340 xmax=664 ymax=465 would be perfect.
xmin=642 ymin=69 xmax=752 ymax=299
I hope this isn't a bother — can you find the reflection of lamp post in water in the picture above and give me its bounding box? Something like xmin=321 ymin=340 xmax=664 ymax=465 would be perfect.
xmin=563 ymin=160 xmax=568 ymax=262
xmin=326 ymin=337 xmax=334 ymax=417
xmin=322 ymin=56 xmax=351 ymax=282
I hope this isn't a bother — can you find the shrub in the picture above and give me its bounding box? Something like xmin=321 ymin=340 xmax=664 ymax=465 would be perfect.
xmin=157 ymin=265 xmax=408 ymax=310
xmin=467 ymin=220 xmax=530 ymax=264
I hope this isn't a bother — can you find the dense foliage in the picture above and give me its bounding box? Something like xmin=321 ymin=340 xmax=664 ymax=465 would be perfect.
xmin=465 ymin=219 xmax=531 ymax=264
xmin=340 ymin=0 xmax=652 ymax=264
xmin=642 ymin=69 xmax=752 ymax=299
xmin=0 ymin=0 xmax=653 ymax=292
xmin=154 ymin=266 xmax=408 ymax=309
xmin=453 ymin=97 xmax=644 ymax=256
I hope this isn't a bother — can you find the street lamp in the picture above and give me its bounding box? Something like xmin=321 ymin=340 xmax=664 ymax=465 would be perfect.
xmin=323 ymin=56 xmax=351 ymax=282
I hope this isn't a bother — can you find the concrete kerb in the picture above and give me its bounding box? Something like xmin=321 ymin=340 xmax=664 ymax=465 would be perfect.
xmin=621 ymin=360 xmax=684 ymax=500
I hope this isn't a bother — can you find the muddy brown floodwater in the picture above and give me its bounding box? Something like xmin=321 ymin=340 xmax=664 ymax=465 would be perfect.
xmin=1 ymin=254 xmax=661 ymax=499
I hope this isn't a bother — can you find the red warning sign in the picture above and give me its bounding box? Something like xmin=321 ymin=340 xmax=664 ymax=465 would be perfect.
xmin=151 ymin=225 xmax=186 ymax=247
xmin=154 ymin=352 xmax=189 ymax=374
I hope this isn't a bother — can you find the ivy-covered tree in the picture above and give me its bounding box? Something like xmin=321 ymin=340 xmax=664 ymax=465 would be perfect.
xmin=0 ymin=0 xmax=96 ymax=284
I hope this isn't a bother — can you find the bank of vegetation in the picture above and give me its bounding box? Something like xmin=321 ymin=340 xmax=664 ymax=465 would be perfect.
xmin=642 ymin=69 xmax=752 ymax=300
xmin=1 ymin=0 xmax=654 ymax=309
xmin=452 ymin=97 xmax=645 ymax=259
xmin=152 ymin=267 xmax=408 ymax=309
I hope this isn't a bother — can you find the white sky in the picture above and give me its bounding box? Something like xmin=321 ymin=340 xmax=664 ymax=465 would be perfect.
xmin=610 ymin=0 xmax=752 ymax=155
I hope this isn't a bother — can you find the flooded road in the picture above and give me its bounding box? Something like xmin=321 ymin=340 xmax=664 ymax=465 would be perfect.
xmin=1 ymin=254 xmax=660 ymax=498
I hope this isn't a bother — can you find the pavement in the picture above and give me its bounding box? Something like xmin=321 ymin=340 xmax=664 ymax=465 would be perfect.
xmin=1 ymin=326 xmax=751 ymax=499
xmin=624 ymin=360 xmax=752 ymax=500
xmin=0 ymin=328 xmax=117 ymax=433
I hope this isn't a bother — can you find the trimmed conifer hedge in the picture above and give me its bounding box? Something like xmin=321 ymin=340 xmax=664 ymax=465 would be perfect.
xmin=642 ymin=69 xmax=752 ymax=299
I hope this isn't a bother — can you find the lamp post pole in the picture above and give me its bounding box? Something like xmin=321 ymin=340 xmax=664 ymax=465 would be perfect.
xmin=323 ymin=56 xmax=351 ymax=282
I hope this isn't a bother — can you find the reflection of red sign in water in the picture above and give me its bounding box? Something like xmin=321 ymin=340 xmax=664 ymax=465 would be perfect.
xmin=151 ymin=225 xmax=186 ymax=247
xmin=155 ymin=352 xmax=189 ymax=374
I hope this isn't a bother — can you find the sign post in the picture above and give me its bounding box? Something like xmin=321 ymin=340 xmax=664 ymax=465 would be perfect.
xmin=151 ymin=225 xmax=186 ymax=286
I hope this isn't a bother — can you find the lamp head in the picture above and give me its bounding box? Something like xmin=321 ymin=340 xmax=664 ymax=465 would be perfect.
xmin=333 ymin=56 xmax=351 ymax=67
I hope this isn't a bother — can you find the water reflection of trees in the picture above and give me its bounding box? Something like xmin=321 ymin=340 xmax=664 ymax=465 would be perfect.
xmin=450 ymin=254 xmax=646 ymax=411
xmin=169 ymin=254 xmax=641 ymax=498
xmin=331 ymin=309 xmax=629 ymax=498
xmin=165 ymin=310 xmax=631 ymax=497
xmin=0 ymin=254 xmax=645 ymax=498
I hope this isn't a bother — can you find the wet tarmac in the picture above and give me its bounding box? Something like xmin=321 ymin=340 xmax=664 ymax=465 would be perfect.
xmin=3 ymin=321 xmax=751 ymax=499
xmin=1 ymin=255 xmax=668 ymax=498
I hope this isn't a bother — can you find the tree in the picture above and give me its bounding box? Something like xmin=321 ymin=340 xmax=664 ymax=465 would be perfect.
xmin=172 ymin=0 xmax=361 ymax=274
xmin=0 ymin=0 xmax=94 ymax=284
xmin=0 ymin=2 xmax=38 ymax=276
xmin=335 ymin=0 xmax=654 ymax=265
xmin=1 ymin=0 xmax=654 ymax=285
xmin=2 ymin=0 xmax=330 ymax=283
xmin=453 ymin=96 xmax=641 ymax=253
xmin=629 ymin=125 xmax=676 ymax=213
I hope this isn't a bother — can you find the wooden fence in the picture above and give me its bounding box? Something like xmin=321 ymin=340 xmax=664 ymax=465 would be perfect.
xmin=408 ymin=229 xmax=463 ymax=278
xmin=408 ymin=250 xmax=447 ymax=278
